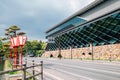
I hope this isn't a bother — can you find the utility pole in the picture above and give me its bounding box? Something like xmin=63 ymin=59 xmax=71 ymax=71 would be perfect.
xmin=58 ymin=40 xmax=61 ymax=59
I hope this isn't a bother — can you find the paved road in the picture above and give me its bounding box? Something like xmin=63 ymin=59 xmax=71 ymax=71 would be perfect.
xmin=26 ymin=57 xmax=120 ymax=80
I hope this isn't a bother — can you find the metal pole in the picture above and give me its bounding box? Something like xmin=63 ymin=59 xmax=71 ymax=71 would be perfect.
xmin=70 ymin=46 xmax=72 ymax=59
xmin=22 ymin=64 xmax=26 ymax=80
xmin=58 ymin=40 xmax=61 ymax=59
xmin=25 ymin=58 xmax=27 ymax=65
xmin=90 ymin=42 xmax=94 ymax=60
xmin=32 ymin=60 xmax=35 ymax=80
xmin=41 ymin=61 xmax=43 ymax=80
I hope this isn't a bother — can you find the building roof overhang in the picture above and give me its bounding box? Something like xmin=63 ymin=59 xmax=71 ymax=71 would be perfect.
xmin=45 ymin=0 xmax=106 ymax=33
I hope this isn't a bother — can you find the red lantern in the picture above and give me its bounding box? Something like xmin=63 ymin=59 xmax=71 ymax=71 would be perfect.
xmin=18 ymin=36 xmax=27 ymax=46
xmin=17 ymin=36 xmax=27 ymax=68
xmin=10 ymin=37 xmax=19 ymax=68
xmin=10 ymin=36 xmax=27 ymax=68
xmin=10 ymin=38 xmax=14 ymax=47
xmin=10 ymin=37 xmax=19 ymax=47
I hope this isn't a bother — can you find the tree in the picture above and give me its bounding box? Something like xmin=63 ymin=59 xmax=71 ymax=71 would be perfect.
xmin=0 ymin=39 xmax=3 ymax=57
xmin=9 ymin=25 xmax=20 ymax=36
xmin=23 ymin=40 xmax=46 ymax=57
xmin=0 ymin=39 xmax=2 ymax=48
xmin=2 ymin=25 xmax=26 ymax=58
xmin=23 ymin=41 xmax=32 ymax=55
xmin=17 ymin=32 xmax=26 ymax=36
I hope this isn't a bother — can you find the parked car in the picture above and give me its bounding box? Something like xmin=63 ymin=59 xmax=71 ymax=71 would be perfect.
xmin=28 ymin=54 xmax=34 ymax=57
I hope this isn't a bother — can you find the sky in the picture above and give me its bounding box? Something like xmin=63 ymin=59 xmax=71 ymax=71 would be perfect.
xmin=0 ymin=0 xmax=95 ymax=42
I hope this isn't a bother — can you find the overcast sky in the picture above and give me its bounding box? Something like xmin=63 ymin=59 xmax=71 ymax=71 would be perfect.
xmin=0 ymin=0 xmax=95 ymax=41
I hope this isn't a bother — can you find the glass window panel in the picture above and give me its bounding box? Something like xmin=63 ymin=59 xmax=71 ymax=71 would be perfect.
xmin=111 ymin=13 xmax=118 ymax=18
xmin=93 ymin=42 xmax=97 ymax=46
xmin=114 ymin=33 xmax=120 ymax=40
xmin=93 ymin=31 xmax=100 ymax=36
xmin=104 ymin=17 xmax=113 ymax=23
xmin=99 ymin=41 xmax=105 ymax=45
xmin=102 ymin=29 xmax=110 ymax=34
xmin=86 ymin=44 xmax=89 ymax=47
xmin=92 ymin=25 xmax=99 ymax=30
xmin=107 ymin=25 xmax=115 ymax=29
xmin=113 ymin=26 xmax=120 ymax=31
xmin=109 ymin=31 xmax=116 ymax=36
xmin=111 ymin=19 xmax=119 ymax=25
xmin=109 ymin=39 xmax=116 ymax=44
xmin=98 ymin=20 xmax=104 ymax=25
xmin=90 ymin=29 xmax=97 ymax=34
xmin=97 ymin=27 xmax=104 ymax=32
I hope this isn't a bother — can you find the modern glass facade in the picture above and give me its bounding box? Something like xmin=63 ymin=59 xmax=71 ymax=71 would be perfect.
xmin=46 ymin=17 xmax=86 ymax=37
xmin=46 ymin=11 xmax=120 ymax=51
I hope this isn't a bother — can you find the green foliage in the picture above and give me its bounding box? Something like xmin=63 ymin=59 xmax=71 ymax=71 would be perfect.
xmin=23 ymin=40 xmax=46 ymax=56
xmin=0 ymin=40 xmax=9 ymax=57
xmin=1 ymin=24 xmax=47 ymax=58
xmin=0 ymin=39 xmax=2 ymax=48
xmin=2 ymin=42 xmax=10 ymax=58
xmin=6 ymin=60 xmax=12 ymax=70
xmin=0 ymin=60 xmax=4 ymax=71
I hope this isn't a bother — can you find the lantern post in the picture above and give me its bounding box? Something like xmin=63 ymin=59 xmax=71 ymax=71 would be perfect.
xmin=18 ymin=36 xmax=27 ymax=68
xmin=10 ymin=37 xmax=19 ymax=68
xmin=14 ymin=47 xmax=18 ymax=68
xmin=10 ymin=36 xmax=27 ymax=68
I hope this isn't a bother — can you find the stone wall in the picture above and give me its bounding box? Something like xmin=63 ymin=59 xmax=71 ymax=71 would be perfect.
xmin=42 ymin=43 xmax=120 ymax=60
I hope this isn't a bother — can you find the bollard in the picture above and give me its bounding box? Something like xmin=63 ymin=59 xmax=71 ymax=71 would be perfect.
xmin=25 ymin=58 xmax=27 ymax=65
xmin=41 ymin=61 xmax=43 ymax=80
xmin=32 ymin=60 xmax=35 ymax=80
xmin=22 ymin=64 xmax=26 ymax=80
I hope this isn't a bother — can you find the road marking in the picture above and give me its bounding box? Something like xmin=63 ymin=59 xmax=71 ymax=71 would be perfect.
xmin=49 ymin=67 xmax=93 ymax=80
xmin=35 ymin=67 xmax=64 ymax=80
xmin=44 ymin=71 xmax=64 ymax=80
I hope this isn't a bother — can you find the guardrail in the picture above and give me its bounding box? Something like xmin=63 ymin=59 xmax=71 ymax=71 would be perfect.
xmin=0 ymin=59 xmax=43 ymax=80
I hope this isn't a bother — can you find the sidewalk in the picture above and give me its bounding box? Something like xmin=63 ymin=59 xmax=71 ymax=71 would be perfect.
xmin=78 ymin=59 xmax=120 ymax=65
xmin=45 ymin=57 xmax=120 ymax=66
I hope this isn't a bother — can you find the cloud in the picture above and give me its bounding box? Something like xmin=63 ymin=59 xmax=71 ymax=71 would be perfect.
xmin=0 ymin=0 xmax=95 ymax=41
xmin=69 ymin=0 xmax=95 ymax=12
xmin=0 ymin=24 xmax=8 ymax=38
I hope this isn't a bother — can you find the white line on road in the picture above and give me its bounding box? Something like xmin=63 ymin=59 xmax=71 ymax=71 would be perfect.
xmin=49 ymin=67 xmax=93 ymax=80
xmin=44 ymin=70 xmax=64 ymax=80
xmin=35 ymin=67 xmax=64 ymax=80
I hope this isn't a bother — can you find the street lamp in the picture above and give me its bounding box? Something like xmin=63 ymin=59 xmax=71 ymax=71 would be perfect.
xmin=10 ymin=36 xmax=27 ymax=68
xmin=10 ymin=37 xmax=19 ymax=68
xmin=17 ymin=36 xmax=27 ymax=67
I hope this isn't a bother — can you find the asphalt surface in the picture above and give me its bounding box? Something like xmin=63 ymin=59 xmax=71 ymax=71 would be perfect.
xmin=25 ymin=57 xmax=120 ymax=80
